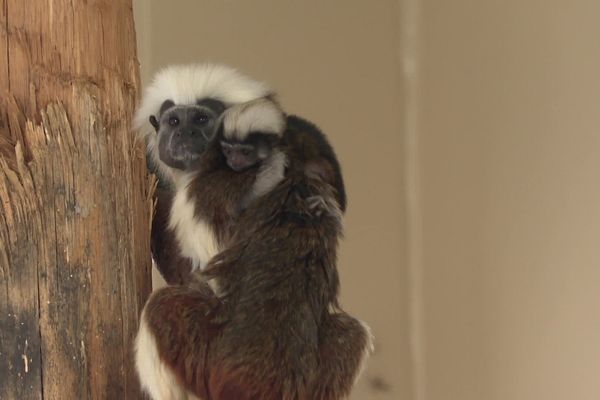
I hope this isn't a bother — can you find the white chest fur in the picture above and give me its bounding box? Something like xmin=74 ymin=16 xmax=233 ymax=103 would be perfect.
xmin=168 ymin=185 xmax=219 ymax=271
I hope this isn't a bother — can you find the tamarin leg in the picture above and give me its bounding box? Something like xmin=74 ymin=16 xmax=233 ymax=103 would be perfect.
xmin=136 ymin=286 xmax=217 ymax=400
xmin=312 ymin=312 xmax=374 ymax=400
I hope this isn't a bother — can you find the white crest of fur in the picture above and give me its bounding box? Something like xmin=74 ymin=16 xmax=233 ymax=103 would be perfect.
xmin=133 ymin=63 xmax=271 ymax=183
xmin=222 ymin=97 xmax=286 ymax=141
xmin=168 ymin=177 xmax=220 ymax=272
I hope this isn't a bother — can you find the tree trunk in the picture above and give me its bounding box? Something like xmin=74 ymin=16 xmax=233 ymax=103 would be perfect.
xmin=0 ymin=1 xmax=152 ymax=399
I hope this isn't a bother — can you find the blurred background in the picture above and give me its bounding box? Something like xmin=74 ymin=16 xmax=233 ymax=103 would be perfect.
xmin=132 ymin=1 xmax=600 ymax=399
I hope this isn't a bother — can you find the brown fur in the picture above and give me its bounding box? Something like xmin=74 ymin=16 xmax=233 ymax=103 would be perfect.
xmin=151 ymin=186 xmax=193 ymax=284
xmin=150 ymin=138 xmax=261 ymax=284
xmin=187 ymin=139 xmax=260 ymax=245
xmin=151 ymin=114 xmax=347 ymax=285
xmin=140 ymin=106 xmax=369 ymax=399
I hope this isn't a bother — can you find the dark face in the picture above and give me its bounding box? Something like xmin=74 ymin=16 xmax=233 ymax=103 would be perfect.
xmin=219 ymin=132 xmax=278 ymax=172
xmin=152 ymin=99 xmax=225 ymax=170
xmin=220 ymin=142 xmax=260 ymax=172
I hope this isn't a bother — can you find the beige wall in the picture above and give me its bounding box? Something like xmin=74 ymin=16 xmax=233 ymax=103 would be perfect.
xmin=133 ymin=1 xmax=410 ymax=399
xmin=418 ymin=1 xmax=600 ymax=399
xmin=134 ymin=1 xmax=600 ymax=399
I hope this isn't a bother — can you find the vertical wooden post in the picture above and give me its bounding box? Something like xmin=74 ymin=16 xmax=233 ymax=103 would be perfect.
xmin=0 ymin=1 xmax=152 ymax=399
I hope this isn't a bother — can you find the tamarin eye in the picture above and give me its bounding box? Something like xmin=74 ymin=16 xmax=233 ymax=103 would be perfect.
xmin=194 ymin=113 xmax=209 ymax=124
xmin=168 ymin=117 xmax=180 ymax=126
xmin=241 ymin=149 xmax=251 ymax=156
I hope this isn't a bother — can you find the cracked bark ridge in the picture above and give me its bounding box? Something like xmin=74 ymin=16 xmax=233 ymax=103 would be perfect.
xmin=0 ymin=1 xmax=152 ymax=399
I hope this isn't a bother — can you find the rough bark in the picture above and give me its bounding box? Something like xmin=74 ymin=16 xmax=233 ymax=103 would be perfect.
xmin=0 ymin=1 xmax=152 ymax=399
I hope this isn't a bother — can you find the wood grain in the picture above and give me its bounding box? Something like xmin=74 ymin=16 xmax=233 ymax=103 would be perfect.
xmin=0 ymin=1 xmax=152 ymax=398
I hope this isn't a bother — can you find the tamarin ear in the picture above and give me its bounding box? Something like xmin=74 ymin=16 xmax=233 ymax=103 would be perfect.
xmin=149 ymin=115 xmax=159 ymax=131
xmin=149 ymin=99 xmax=175 ymax=132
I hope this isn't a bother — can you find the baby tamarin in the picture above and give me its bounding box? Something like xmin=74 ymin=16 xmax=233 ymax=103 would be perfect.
xmin=135 ymin=98 xmax=371 ymax=400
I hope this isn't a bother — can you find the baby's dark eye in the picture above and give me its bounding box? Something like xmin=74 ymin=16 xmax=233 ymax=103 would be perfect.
xmin=168 ymin=117 xmax=179 ymax=126
xmin=194 ymin=113 xmax=209 ymax=125
xmin=241 ymin=149 xmax=251 ymax=156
